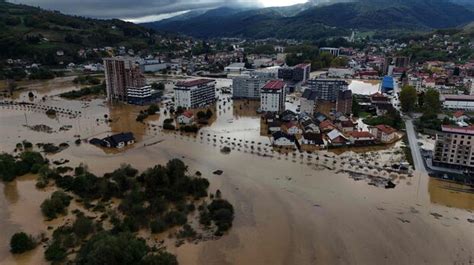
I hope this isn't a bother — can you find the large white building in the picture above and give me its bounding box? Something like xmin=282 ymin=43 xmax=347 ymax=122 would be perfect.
xmin=174 ymin=79 xmax=216 ymax=108
xmin=441 ymin=94 xmax=474 ymax=111
xmin=260 ymin=80 xmax=286 ymax=113
xmin=232 ymin=73 xmax=272 ymax=99
xmin=320 ymin=47 xmax=340 ymax=57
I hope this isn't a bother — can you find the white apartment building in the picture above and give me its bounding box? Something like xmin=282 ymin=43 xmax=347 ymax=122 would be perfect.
xmin=232 ymin=74 xmax=272 ymax=99
xmin=260 ymin=80 xmax=286 ymax=113
xmin=441 ymin=94 xmax=474 ymax=111
xmin=174 ymin=79 xmax=216 ymax=108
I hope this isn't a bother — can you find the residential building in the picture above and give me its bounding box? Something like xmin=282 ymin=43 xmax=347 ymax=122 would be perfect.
xmin=174 ymin=79 xmax=216 ymax=108
xmin=277 ymin=63 xmax=311 ymax=83
xmin=300 ymin=89 xmax=318 ymax=115
xmin=451 ymin=111 xmax=470 ymax=124
xmin=293 ymin=63 xmax=311 ymax=83
xmin=441 ymin=95 xmax=474 ymax=111
xmin=307 ymin=79 xmax=349 ymax=102
xmin=127 ymin=85 xmax=160 ymax=105
xmin=336 ymin=90 xmax=353 ymax=114
xmin=301 ymin=133 xmax=324 ymax=146
xmin=232 ymin=73 xmax=272 ymax=99
xmin=177 ymin=111 xmax=194 ymax=124
xmin=104 ymin=57 xmax=146 ymax=101
xmin=346 ymin=131 xmax=375 ymax=145
xmin=224 ymin=63 xmax=246 ymax=73
xmin=338 ymin=120 xmax=355 ymax=133
xmin=328 ymin=68 xmax=354 ymax=78
xmin=260 ymin=80 xmax=286 ymax=113
xmin=327 ymin=129 xmax=348 ymax=146
xmin=90 ymin=132 xmax=135 ymax=149
xmin=369 ymin=124 xmax=397 ymax=143
xmin=320 ymin=47 xmax=340 ymax=57
xmin=272 ymin=131 xmax=296 ymax=146
xmin=433 ymin=125 xmax=474 ymax=170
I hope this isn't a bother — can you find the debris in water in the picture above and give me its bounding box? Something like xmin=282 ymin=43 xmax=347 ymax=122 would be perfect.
xmin=430 ymin=212 xmax=443 ymax=219
xmin=397 ymin=218 xmax=410 ymax=223
xmin=213 ymin=170 xmax=223 ymax=175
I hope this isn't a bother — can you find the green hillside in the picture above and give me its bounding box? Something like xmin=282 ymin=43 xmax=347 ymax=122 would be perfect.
xmin=0 ymin=0 xmax=157 ymax=63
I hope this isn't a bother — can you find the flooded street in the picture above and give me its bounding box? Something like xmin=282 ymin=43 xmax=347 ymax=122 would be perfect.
xmin=1 ymin=77 xmax=473 ymax=265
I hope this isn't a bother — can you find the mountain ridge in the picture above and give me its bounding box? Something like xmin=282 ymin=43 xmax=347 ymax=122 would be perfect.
xmin=144 ymin=0 xmax=474 ymax=39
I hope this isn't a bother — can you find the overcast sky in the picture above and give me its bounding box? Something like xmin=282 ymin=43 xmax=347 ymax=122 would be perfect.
xmin=8 ymin=0 xmax=270 ymax=22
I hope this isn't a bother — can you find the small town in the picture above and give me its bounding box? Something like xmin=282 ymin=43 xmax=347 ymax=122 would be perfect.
xmin=0 ymin=1 xmax=473 ymax=265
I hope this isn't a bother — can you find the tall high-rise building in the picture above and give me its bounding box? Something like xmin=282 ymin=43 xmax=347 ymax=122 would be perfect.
xmin=277 ymin=63 xmax=311 ymax=83
xmin=433 ymin=125 xmax=474 ymax=170
xmin=103 ymin=57 xmax=146 ymax=101
xmin=336 ymin=90 xmax=353 ymax=114
xmin=307 ymin=79 xmax=349 ymax=102
xmin=260 ymin=80 xmax=286 ymax=113
xmin=232 ymin=73 xmax=272 ymax=99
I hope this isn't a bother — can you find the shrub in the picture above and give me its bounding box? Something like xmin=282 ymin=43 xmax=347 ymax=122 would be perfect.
xmin=73 ymin=215 xmax=94 ymax=238
xmin=41 ymin=191 xmax=72 ymax=219
xmin=208 ymin=199 xmax=234 ymax=233
xmin=163 ymin=123 xmax=175 ymax=130
xmin=44 ymin=240 xmax=67 ymax=262
xmin=150 ymin=219 xmax=167 ymax=234
xmin=10 ymin=232 xmax=36 ymax=254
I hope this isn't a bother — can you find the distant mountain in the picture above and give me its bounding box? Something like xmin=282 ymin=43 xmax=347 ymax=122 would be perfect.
xmin=450 ymin=0 xmax=474 ymax=11
xmin=145 ymin=0 xmax=474 ymax=39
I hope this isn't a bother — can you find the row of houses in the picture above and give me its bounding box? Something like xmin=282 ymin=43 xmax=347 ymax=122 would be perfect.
xmin=264 ymin=110 xmax=398 ymax=149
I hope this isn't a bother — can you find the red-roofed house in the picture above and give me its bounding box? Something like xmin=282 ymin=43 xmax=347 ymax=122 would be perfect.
xmin=319 ymin=120 xmax=337 ymax=133
xmin=346 ymin=131 xmax=375 ymax=145
xmin=177 ymin=111 xmax=194 ymax=124
xmin=369 ymin=124 xmax=397 ymax=143
xmin=451 ymin=110 xmax=470 ymax=123
xmin=338 ymin=120 xmax=355 ymax=133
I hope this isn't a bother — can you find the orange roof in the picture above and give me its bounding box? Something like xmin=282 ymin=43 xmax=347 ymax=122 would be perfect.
xmin=182 ymin=111 xmax=194 ymax=118
xmin=347 ymin=131 xmax=374 ymax=138
xmin=319 ymin=120 xmax=335 ymax=130
xmin=453 ymin=110 xmax=465 ymax=118
xmin=375 ymin=124 xmax=396 ymax=134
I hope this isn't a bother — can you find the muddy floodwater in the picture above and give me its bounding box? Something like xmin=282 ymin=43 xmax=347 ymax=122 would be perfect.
xmin=1 ymin=77 xmax=474 ymax=265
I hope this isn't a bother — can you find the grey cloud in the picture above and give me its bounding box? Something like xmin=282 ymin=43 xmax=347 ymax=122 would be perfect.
xmin=9 ymin=0 xmax=259 ymax=20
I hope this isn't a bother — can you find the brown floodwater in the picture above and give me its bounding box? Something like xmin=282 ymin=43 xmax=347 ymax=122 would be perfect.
xmin=1 ymin=77 xmax=473 ymax=265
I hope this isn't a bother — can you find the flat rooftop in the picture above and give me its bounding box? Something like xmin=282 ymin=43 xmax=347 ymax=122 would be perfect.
xmin=441 ymin=125 xmax=474 ymax=135
xmin=176 ymin=79 xmax=215 ymax=87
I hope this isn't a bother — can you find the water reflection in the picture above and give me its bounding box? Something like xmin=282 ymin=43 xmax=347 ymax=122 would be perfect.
xmin=429 ymin=178 xmax=474 ymax=210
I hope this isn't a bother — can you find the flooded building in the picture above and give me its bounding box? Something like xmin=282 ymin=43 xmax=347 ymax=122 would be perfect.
xmin=277 ymin=63 xmax=311 ymax=83
xmin=127 ymin=85 xmax=160 ymax=105
xmin=103 ymin=57 xmax=146 ymax=101
xmin=307 ymin=79 xmax=349 ymax=102
xmin=232 ymin=73 xmax=272 ymax=99
xmin=260 ymin=80 xmax=286 ymax=113
xmin=174 ymin=79 xmax=216 ymax=109
xmin=433 ymin=125 xmax=474 ymax=170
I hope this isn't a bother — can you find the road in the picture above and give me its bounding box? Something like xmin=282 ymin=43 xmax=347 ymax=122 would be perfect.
xmin=405 ymin=119 xmax=427 ymax=173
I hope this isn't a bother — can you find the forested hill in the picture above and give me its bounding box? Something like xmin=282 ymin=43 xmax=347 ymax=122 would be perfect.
xmin=0 ymin=0 xmax=157 ymax=62
xmin=145 ymin=0 xmax=474 ymax=39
